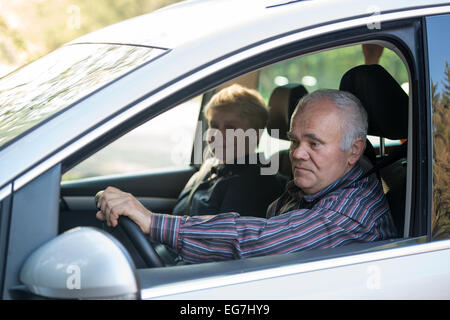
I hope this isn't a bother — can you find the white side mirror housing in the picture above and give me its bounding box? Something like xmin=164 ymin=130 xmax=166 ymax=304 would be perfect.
xmin=20 ymin=227 xmax=140 ymax=299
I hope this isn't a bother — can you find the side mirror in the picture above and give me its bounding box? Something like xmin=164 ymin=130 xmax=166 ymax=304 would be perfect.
xmin=20 ymin=227 xmax=140 ymax=299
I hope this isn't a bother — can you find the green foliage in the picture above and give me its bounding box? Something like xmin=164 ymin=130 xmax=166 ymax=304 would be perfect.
xmin=258 ymin=44 xmax=408 ymax=102
xmin=432 ymin=61 xmax=450 ymax=240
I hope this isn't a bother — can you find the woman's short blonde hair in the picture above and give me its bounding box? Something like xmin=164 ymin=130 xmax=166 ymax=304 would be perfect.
xmin=203 ymin=84 xmax=268 ymax=130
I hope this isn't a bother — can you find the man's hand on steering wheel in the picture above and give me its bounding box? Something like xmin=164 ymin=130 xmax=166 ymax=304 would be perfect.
xmin=95 ymin=187 xmax=166 ymax=268
xmin=95 ymin=186 xmax=151 ymax=234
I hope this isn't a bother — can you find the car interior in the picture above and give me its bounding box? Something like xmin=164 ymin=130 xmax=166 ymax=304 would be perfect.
xmin=58 ymin=40 xmax=417 ymax=270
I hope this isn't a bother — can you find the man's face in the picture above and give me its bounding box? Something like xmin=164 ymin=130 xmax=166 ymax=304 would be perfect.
xmin=288 ymin=98 xmax=355 ymax=194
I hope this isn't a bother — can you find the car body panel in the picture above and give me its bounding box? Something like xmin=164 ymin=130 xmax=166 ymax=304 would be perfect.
xmin=140 ymin=239 xmax=450 ymax=299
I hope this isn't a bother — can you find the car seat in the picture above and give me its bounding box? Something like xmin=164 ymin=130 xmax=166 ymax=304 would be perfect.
xmin=266 ymin=83 xmax=308 ymax=179
xmin=339 ymin=64 xmax=409 ymax=236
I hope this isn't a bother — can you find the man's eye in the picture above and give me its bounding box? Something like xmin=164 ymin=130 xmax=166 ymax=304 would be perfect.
xmin=310 ymin=141 xmax=319 ymax=148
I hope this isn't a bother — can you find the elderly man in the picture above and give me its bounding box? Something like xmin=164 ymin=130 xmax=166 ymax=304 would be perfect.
xmin=96 ymin=89 xmax=397 ymax=263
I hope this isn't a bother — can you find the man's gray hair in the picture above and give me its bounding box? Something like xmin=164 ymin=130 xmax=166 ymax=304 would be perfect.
xmin=295 ymin=89 xmax=368 ymax=150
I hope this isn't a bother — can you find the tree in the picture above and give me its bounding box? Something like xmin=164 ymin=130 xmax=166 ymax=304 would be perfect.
xmin=432 ymin=61 xmax=450 ymax=240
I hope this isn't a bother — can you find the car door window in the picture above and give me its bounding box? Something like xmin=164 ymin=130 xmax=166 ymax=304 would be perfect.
xmin=427 ymin=14 xmax=450 ymax=240
xmin=62 ymin=96 xmax=202 ymax=181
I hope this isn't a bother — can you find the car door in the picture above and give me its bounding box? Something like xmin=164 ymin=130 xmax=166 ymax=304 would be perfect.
xmin=135 ymin=9 xmax=450 ymax=299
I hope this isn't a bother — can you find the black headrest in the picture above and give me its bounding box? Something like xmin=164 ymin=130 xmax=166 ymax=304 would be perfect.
xmin=267 ymin=84 xmax=308 ymax=140
xmin=339 ymin=65 xmax=408 ymax=140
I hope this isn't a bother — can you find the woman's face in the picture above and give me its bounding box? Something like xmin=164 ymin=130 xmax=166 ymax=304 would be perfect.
xmin=207 ymin=107 xmax=258 ymax=162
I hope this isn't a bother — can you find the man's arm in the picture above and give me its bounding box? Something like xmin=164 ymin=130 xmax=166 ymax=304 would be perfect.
xmin=95 ymin=187 xmax=345 ymax=263
xmin=96 ymin=185 xmax=394 ymax=264
xmin=147 ymin=206 xmax=389 ymax=264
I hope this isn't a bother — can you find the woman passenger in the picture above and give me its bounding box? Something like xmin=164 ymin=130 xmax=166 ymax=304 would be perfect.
xmin=172 ymin=84 xmax=285 ymax=218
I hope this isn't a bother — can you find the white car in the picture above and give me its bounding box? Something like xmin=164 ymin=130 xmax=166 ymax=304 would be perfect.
xmin=0 ymin=0 xmax=449 ymax=300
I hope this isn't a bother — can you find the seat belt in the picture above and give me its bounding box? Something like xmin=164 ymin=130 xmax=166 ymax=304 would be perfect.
xmin=184 ymin=178 xmax=204 ymax=216
xmin=357 ymin=142 xmax=407 ymax=182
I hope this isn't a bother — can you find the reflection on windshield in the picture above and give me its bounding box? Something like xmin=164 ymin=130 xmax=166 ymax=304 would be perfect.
xmin=0 ymin=44 xmax=165 ymax=148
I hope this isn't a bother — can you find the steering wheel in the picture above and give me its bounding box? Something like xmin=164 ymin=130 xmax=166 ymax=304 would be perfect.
xmin=95 ymin=192 xmax=165 ymax=268
xmin=117 ymin=216 xmax=165 ymax=268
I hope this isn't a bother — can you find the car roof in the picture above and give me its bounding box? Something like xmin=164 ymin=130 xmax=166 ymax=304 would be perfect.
xmin=69 ymin=0 xmax=447 ymax=49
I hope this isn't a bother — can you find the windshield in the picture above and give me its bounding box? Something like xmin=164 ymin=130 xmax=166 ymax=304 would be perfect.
xmin=0 ymin=43 xmax=166 ymax=149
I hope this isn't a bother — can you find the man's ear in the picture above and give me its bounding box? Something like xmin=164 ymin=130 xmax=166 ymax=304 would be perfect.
xmin=348 ymin=138 xmax=366 ymax=166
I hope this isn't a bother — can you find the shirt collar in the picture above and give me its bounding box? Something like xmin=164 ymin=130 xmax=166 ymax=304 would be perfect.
xmin=287 ymin=162 xmax=364 ymax=203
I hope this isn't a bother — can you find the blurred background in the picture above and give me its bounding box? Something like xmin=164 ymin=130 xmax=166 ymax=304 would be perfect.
xmin=0 ymin=0 xmax=183 ymax=77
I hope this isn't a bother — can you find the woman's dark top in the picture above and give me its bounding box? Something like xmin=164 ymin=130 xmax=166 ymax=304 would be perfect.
xmin=172 ymin=155 xmax=286 ymax=218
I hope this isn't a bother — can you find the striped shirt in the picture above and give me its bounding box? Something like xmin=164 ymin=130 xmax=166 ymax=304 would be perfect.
xmin=149 ymin=163 xmax=397 ymax=264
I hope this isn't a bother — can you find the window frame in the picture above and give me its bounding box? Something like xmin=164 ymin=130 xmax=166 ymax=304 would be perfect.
xmin=59 ymin=19 xmax=424 ymax=240
xmin=74 ymin=20 xmax=422 ymax=251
